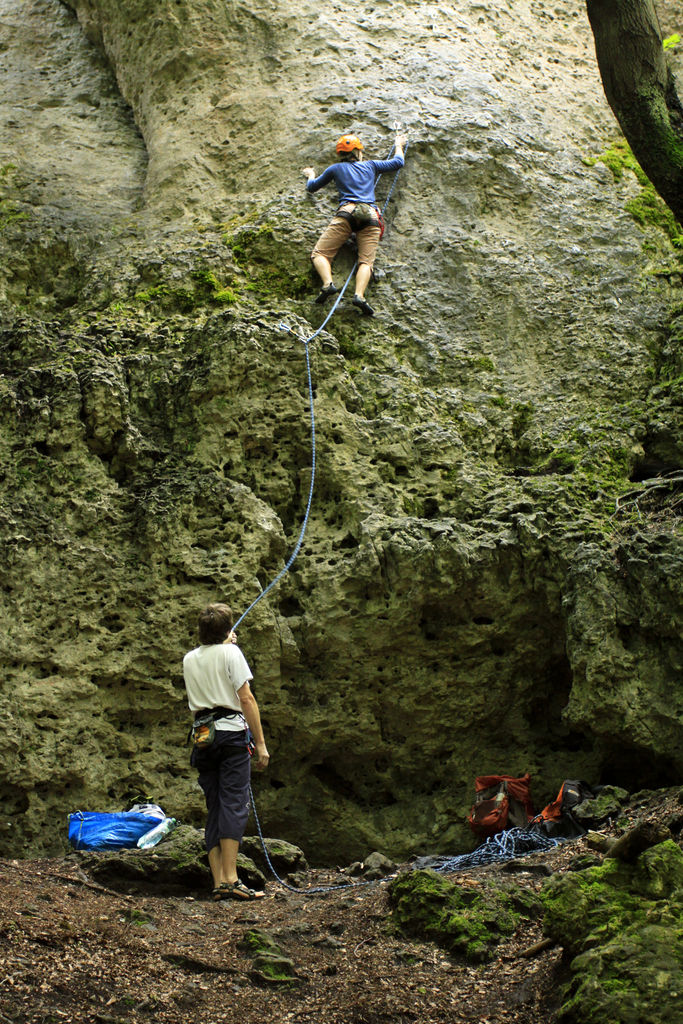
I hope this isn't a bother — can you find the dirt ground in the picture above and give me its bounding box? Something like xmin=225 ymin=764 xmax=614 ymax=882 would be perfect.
xmin=1 ymin=790 xmax=681 ymax=1024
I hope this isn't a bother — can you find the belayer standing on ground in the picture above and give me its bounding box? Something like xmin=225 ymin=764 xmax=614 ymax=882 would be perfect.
xmin=183 ymin=603 xmax=270 ymax=901
xmin=302 ymin=130 xmax=407 ymax=316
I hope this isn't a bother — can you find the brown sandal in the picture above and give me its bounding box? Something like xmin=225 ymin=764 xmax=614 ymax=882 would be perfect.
xmin=213 ymin=880 xmax=264 ymax=901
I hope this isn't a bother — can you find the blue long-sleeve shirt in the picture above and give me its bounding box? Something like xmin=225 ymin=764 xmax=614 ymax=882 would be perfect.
xmin=306 ymin=154 xmax=404 ymax=207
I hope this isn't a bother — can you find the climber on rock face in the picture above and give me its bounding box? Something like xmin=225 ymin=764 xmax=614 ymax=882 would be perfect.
xmin=302 ymin=131 xmax=407 ymax=317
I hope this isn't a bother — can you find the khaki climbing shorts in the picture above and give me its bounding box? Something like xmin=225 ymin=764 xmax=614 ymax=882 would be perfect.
xmin=311 ymin=204 xmax=382 ymax=269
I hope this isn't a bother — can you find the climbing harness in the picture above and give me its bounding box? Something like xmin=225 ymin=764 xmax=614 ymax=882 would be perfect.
xmin=336 ymin=202 xmax=384 ymax=236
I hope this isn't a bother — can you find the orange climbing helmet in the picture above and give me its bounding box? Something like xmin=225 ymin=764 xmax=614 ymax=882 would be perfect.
xmin=336 ymin=134 xmax=364 ymax=154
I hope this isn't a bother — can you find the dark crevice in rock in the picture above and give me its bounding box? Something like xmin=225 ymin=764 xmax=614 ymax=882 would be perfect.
xmin=598 ymin=746 xmax=681 ymax=792
xmin=311 ymin=761 xmax=351 ymax=798
xmin=279 ymin=596 xmax=304 ymax=617
xmin=1 ymin=787 xmax=30 ymax=816
xmin=629 ymin=457 xmax=681 ymax=482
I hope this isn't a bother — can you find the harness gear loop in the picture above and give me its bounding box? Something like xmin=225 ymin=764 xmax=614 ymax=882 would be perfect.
xmin=336 ymin=202 xmax=385 ymax=238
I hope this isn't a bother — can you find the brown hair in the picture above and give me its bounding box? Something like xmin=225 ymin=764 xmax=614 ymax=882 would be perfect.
xmin=197 ymin=603 xmax=233 ymax=645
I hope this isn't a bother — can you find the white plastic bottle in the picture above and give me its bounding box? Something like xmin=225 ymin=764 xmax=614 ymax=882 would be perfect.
xmin=137 ymin=817 xmax=178 ymax=848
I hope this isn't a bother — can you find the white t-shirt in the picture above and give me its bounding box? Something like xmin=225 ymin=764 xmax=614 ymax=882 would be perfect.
xmin=183 ymin=643 xmax=253 ymax=731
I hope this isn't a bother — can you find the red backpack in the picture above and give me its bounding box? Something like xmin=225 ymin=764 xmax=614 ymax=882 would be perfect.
xmin=468 ymin=773 xmax=535 ymax=839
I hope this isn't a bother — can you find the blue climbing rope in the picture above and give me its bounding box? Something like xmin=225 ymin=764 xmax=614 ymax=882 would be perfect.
xmin=232 ymin=328 xmax=316 ymax=633
xmin=249 ymin=781 xmax=379 ymax=896
xmin=232 ymin=144 xmax=407 ymax=632
xmin=430 ymin=827 xmax=562 ymax=874
xmin=240 ymin=145 xmax=410 ymax=894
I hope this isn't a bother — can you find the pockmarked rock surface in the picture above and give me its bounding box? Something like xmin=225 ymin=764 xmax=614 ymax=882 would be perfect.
xmin=0 ymin=0 xmax=681 ymax=863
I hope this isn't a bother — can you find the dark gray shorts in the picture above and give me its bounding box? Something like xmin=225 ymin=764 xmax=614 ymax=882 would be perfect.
xmin=192 ymin=730 xmax=251 ymax=851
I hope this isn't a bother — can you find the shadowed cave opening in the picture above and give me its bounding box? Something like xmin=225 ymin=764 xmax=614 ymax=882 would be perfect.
xmin=598 ymin=746 xmax=681 ymax=792
xmin=629 ymin=453 xmax=681 ymax=482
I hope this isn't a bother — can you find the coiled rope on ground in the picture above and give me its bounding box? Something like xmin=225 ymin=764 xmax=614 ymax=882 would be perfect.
xmin=251 ymin=795 xmax=564 ymax=896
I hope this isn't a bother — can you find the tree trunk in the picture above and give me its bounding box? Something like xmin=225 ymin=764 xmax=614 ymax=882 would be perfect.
xmin=605 ymin=821 xmax=671 ymax=863
xmin=586 ymin=0 xmax=683 ymax=223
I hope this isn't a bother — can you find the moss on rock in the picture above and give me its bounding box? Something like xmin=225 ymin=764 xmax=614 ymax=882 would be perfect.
xmin=574 ymin=785 xmax=629 ymax=828
xmin=541 ymin=840 xmax=683 ymax=1023
xmin=585 ymin=139 xmax=683 ymax=246
xmin=389 ymin=869 xmax=541 ymax=962
xmin=227 ymin=221 xmax=312 ymax=300
xmin=240 ymin=929 xmax=299 ymax=986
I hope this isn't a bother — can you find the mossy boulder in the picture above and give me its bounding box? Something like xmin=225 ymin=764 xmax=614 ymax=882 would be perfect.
xmin=541 ymin=840 xmax=683 ymax=1022
xmin=389 ymin=868 xmax=541 ymax=962
xmin=239 ymin=928 xmax=299 ymax=987
xmin=574 ymin=785 xmax=630 ymax=827
xmin=76 ymin=823 xmax=266 ymax=894
xmin=249 ymin=953 xmax=300 ymax=987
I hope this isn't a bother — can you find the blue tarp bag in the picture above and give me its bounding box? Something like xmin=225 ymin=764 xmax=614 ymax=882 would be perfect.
xmin=68 ymin=810 xmax=165 ymax=850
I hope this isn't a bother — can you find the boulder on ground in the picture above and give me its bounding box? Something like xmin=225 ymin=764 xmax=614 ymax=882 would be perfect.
xmin=541 ymin=839 xmax=683 ymax=1022
xmin=361 ymin=851 xmax=397 ymax=879
xmin=389 ymin=868 xmax=542 ymax=962
xmin=239 ymin=928 xmax=300 ymax=987
xmin=241 ymin=836 xmax=308 ymax=885
xmin=573 ymin=786 xmax=629 ymax=828
xmin=76 ymin=824 xmax=266 ymax=894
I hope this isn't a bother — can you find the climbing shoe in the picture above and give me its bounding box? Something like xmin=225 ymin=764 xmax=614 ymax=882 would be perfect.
xmin=315 ymin=283 xmax=338 ymax=304
xmin=352 ymin=294 xmax=374 ymax=317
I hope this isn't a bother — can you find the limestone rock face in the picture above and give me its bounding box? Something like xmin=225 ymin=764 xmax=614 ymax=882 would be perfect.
xmin=0 ymin=0 xmax=681 ymax=862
